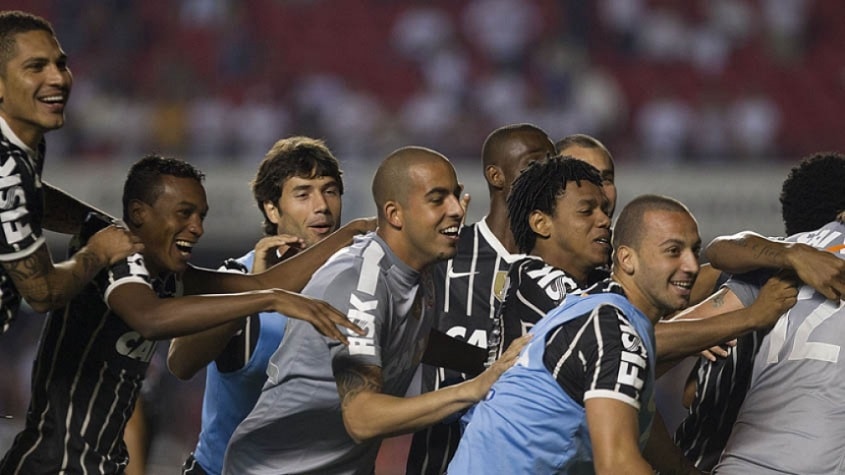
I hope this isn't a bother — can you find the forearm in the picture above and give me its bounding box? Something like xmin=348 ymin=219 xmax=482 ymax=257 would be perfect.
xmin=167 ymin=319 xmax=244 ymax=379
xmin=186 ymin=225 xmax=361 ymax=295
xmin=120 ymin=290 xmax=277 ymax=340
xmin=42 ymin=181 xmax=112 ymax=234
xmin=705 ymin=232 xmax=791 ymax=274
xmin=254 ymin=223 xmax=362 ymax=291
xmin=655 ymin=308 xmax=755 ymax=362
xmin=7 ymin=245 xmax=106 ymax=313
xmin=342 ymin=378 xmax=483 ymax=442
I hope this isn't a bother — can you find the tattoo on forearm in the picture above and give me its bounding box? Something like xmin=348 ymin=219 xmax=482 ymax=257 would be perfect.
xmin=709 ymin=289 xmax=726 ymax=308
xmin=334 ymin=360 xmax=383 ymax=409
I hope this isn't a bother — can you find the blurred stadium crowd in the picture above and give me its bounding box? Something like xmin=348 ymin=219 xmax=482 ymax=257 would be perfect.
xmin=15 ymin=0 xmax=845 ymax=166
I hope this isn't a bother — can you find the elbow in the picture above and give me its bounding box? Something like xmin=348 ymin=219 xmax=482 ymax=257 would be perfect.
xmin=342 ymin=413 xmax=378 ymax=444
xmin=166 ymin=355 xmax=197 ymax=381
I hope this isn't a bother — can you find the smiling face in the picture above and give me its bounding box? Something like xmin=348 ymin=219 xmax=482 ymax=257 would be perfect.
xmin=265 ymin=174 xmax=342 ymax=247
xmin=533 ymin=181 xmax=612 ymax=284
xmin=133 ymin=175 xmax=208 ymax=276
xmin=626 ymin=210 xmax=701 ymax=319
xmin=399 ymin=159 xmax=465 ymax=271
xmin=0 ymin=29 xmax=72 ymax=148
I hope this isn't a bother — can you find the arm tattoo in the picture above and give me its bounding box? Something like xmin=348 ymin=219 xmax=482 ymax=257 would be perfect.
xmin=709 ymin=289 xmax=727 ymax=309
xmin=334 ymin=359 xmax=383 ymax=409
xmin=739 ymin=236 xmax=783 ymax=262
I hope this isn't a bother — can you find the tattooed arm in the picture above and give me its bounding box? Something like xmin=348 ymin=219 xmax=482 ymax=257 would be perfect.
xmin=333 ymin=334 xmax=530 ymax=443
xmin=706 ymin=231 xmax=845 ymax=300
xmin=1 ymin=227 xmax=142 ymax=313
xmin=654 ymin=273 xmax=798 ymax=374
xmin=42 ymin=181 xmax=114 ymax=234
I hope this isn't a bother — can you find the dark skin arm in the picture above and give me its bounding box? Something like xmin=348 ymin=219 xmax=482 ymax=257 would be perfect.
xmin=109 ymin=279 xmax=359 ymax=342
xmin=183 ymin=218 xmax=375 ymax=295
xmin=706 ymin=231 xmax=845 ymax=300
xmin=167 ymin=220 xmax=375 ymax=379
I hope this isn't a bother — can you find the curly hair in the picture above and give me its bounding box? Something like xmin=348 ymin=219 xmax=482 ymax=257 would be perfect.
xmin=780 ymin=152 xmax=845 ymax=235
xmin=507 ymin=155 xmax=603 ymax=254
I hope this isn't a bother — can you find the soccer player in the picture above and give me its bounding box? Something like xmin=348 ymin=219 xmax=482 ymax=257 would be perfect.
xmin=449 ymin=194 xmax=709 ymax=473
xmin=488 ymin=155 xmax=612 ymax=361
xmin=673 ymin=152 xmax=845 ymax=471
xmin=407 ymin=123 xmax=555 ymax=474
xmin=0 ymin=155 xmax=369 ymax=474
xmin=0 ymin=10 xmax=140 ymax=333
xmin=556 ymin=133 xmax=617 ymax=217
xmin=713 ymin=215 xmax=845 ymax=473
xmin=169 ymin=136 xmax=356 ymax=475
xmin=223 ymin=146 xmax=528 ymax=475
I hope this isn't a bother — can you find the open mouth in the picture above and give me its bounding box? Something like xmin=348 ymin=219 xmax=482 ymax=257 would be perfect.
xmin=175 ymin=240 xmax=194 ymax=256
xmin=440 ymin=225 xmax=460 ymax=239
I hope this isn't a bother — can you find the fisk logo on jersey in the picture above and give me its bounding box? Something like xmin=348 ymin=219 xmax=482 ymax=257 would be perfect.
xmin=526 ymin=266 xmax=579 ymax=302
xmin=0 ymin=157 xmax=32 ymax=246
xmin=617 ymin=317 xmax=647 ymax=392
xmin=347 ymin=293 xmax=377 ymax=356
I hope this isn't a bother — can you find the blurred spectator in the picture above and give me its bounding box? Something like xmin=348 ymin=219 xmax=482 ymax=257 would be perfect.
xmin=635 ymin=89 xmax=693 ymax=163
xmin=728 ymin=87 xmax=782 ymax=159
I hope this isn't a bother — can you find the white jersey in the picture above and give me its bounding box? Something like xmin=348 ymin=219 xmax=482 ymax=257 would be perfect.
xmin=716 ymin=220 xmax=845 ymax=474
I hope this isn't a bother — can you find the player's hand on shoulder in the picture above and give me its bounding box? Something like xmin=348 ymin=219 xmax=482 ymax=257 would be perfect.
xmin=252 ymin=234 xmax=304 ymax=272
xmin=786 ymin=242 xmax=845 ymax=300
xmin=750 ymin=270 xmax=799 ymax=329
xmin=87 ymin=224 xmax=144 ymax=265
xmin=471 ymin=333 xmax=531 ymax=400
xmin=269 ymin=288 xmax=364 ymax=344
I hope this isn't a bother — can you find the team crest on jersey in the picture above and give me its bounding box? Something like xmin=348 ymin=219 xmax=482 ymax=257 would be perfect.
xmin=493 ymin=270 xmax=507 ymax=301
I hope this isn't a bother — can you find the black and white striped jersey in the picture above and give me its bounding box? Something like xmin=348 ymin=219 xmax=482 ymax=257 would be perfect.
xmin=0 ymin=119 xmax=46 ymax=335
xmin=0 ymin=251 xmax=181 ymax=474
xmin=406 ymin=219 xmax=521 ymax=475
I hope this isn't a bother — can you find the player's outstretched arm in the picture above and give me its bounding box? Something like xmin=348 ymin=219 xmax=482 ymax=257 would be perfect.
xmin=168 ymin=234 xmax=305 ymax=380
xmin=707 ymin=231 xmax=845 ymax=300
xmin=185 ymin=218 xmax=376 ymax=295
xmin=109 ymin=283 xmax=360 ymax=342
xmin=335 ymin=334 xmax=530 ymax=443
xmin=2 ymin=226 xmax=142 ymax=313
xmin=655 ymin=274 xmax=797 ymax=373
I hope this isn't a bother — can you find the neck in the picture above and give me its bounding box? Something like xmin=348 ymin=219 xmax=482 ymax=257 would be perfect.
xmin=484 ymin=207 xmax=517 ymax=254
xmin=611 ymin=271 xmax=663 ymax=324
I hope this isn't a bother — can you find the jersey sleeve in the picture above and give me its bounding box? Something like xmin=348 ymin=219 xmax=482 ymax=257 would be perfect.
xmin=724 ymin=269 xmax=772 ymax=308
xmin=498 ymin=258 xmax=582 ymax=352
xmin=323 ymin=264 xmax=389 ymax=369
xmin=0 ymin=150 xmax=44 ymax=260
xmin=543 ymin=304 xmax=649 ymax=410
xmin=102 ymin=253 xmax=153 ymax=305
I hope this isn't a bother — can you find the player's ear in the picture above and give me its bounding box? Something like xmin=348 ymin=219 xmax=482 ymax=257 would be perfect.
xmin=127 ymin=199 xmax=147 ymax=228
xmin=263 ymin=200 xmax=281 ymax=224
xmin=384 ymin=200 xmax=403 ymax=229
xmin=615 ymin=245 xmax=636 ymax=275
xmin=528 ymin=210 xmax=551 ymax=239
xmin=485 ymin=165 xmax=505 ymax=190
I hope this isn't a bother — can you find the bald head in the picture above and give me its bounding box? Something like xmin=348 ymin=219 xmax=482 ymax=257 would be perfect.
xmin=482 ymin=123 xmax=553 ymax=169
xmin=612 ymin=194 xmax=693 ymax=254
xmin=372 ymin=146 xmax=454 ymax=217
